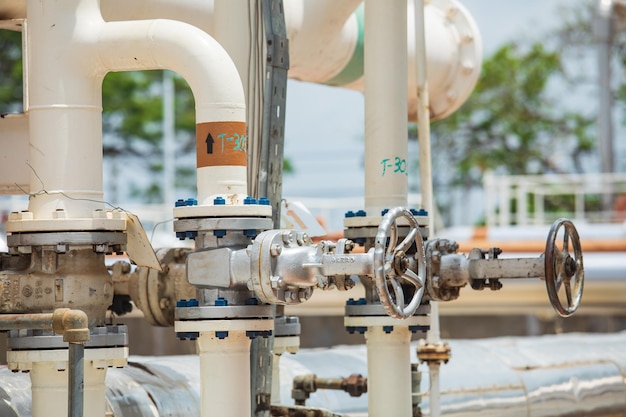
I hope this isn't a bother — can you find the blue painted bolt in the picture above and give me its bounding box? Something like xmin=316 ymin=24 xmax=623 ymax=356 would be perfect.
xmin=356 ymin=210 xmax=366 ymax=217
xmin=213 ymin=196 xmax=226 ymax=205
xmin=176 ymin=299 xmax=188 ymax=308
xmin=382 ymin=208 xmax=389 ymax=216
xmin=356 ymin=298 xmax=367 ymax=305
xmin=185 ymin=198 xmax=198 ymax=206
xmin=383 ymin=326 xmax=394 ymax=334
xmin=187 ymin=299 xmax=199 ymax=307
xmin=244 ymin=196 xmax=257 ymax=205
xmin=176 ymin=232 xmax=186 ymax=241
xmin=246 ymin=298 xmax=260 ymax=305
xmin=409 ymin=325 xmax=430 ymax=334
xmin=175 ymin=199 xmax=185 ymax=207
xmin=243 ymin=229 xmax=257 ymax=238
xmin=213 ymin=230 xmax=227 ymax=238
xmin=345 ymin=211 xmax=355 ymax=218
xmin=215 ymin=297 xmax=228 ymax=307
xmin=216 ymin=331 xmax=229 ymax=340
xmin=246 ymin=331 xmax=258 ymax=340
xmin=186 ymin=231 xmax=198 ymax=239
xmin=176 ymin=331 xmax=199 ymax=341
xmin=346 ymin=298 xmax=356 ymax=306
xmin=259 ymin=197 xmax=271 ymax=206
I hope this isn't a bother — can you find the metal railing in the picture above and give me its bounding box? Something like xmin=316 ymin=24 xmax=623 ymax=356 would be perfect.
xmin=484 ymin=172 xmax=626 ymax=227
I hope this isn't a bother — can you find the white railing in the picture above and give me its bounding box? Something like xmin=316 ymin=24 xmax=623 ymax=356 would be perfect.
xmin=484 ymin=172 xmax=626 ymax=227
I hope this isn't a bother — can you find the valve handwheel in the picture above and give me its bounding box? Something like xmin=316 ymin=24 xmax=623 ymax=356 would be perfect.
xmin=544 ymin=218 xmax=584 ymax=317
xmin=374 ymin=207 xmax=426 ymax=319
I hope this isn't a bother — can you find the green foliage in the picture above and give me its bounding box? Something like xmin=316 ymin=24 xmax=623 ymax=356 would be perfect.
xmin=0 ymin=30 xmax=23 ymax=112
xmin=430 ymin=41 xmax=595 ymax=188
xmin=102 ymin=71 xmax=196 ymax=202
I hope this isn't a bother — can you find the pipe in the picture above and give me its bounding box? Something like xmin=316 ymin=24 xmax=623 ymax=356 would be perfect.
xmin=197 ymin=331 xmax=252 ymax=417
xmin=68 ymin=343 xmax=85 ymax=417
xmin=284 ymin=0 xmax=363 ymax=84
xmin=595 ymin=0 xmax=615 ymax=212
xmin=96 ymin=17 xmax=247 ymax=205
xmin=95 ymin=0 xmax=482 ymax=121
xmin=0 ymin=309 xmax=90 ymax=417
xmin=413 ymin=2 xmax=442 ymax=415
xmin=0 ymin=313 xmax=54 ymax=331
xmin=365 ymin=326 xmax=412 ymax=417
xmin=0 ymin=309 xmax=89 ymax=340
xmin=364 ymin=0 xmax=408 ymax=215
xmin=25 ymin=0 xmax=246 ymax=219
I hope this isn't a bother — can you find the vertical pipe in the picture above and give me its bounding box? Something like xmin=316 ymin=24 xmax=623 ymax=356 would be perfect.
xmin=414 ymin=1 xmax=443 ymax=414
xmin=596 ymin=0 xmax=615 ymax=212
xmin=365 ymin=326 xmax=412 ymax=417
xmin=414 ymin=0 xmax=434 ymax=232
xmin=26 ymin=0 xmax=106 ymax=219
xmin=364 ymin=0 xmax=408 ymax=214
xmin=68 ymin=343 xmax=85 ymax=417
xmin=163 ymin=70 xmax=176 ymax=206
xmin=197 ymin=331 xmax=252 ymax=417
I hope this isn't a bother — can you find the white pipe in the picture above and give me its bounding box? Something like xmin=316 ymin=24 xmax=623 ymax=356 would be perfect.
xmin=31 ymin=361 xmax=106 ymax=417
xmin=25 ymin=0 xmax=246 ymax=219
xmin=101 ymin=0 xmax=214 ymax=34
xmin=94 ymin=0 xmax=482 ymax=121
xmin=97 ymin=18 xmax=247 ymax=205
xmin=414 ymin=1 xmax=442 ymax=413
xmin=365 ymin=326 xmax=412 ymax=417
xmin=197 ymin=331 xmax=252 ymax=417
xmin=162 ymin=70 xmax=175 ymax=206
xmin=364 ymin=0 xmax=408 ymax=215
xmin=284 ymin=0 xmax=362 ymax=84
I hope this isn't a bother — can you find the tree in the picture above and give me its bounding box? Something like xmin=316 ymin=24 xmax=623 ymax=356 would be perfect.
xmin=428 ymin=41 xmax=595 ymax=189
xmin=102 ymin=71 xmax=196 ymax=203
xmin=0 ymin=30 xmax=23 ymax=113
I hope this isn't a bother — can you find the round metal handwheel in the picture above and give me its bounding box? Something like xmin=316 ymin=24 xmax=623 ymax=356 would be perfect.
xmin=374 ymin=207 xmax=426 ymax=319
xmin=544 ymin=218 xmax=584 ymax=317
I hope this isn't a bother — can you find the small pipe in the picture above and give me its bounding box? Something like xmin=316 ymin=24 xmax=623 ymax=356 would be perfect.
xmin=68 ymin=342 xmax=85 ymax=417
xmin=0 ymin=313 xmax=55 ymax=331
xmin=0 ymin=309 xmax=89 ymax=417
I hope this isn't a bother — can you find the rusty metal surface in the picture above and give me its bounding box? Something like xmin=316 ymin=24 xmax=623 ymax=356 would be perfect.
xmin=270 ymin=405 xmax=346 ymax=417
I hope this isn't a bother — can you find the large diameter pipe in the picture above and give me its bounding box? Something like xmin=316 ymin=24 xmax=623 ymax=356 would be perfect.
xmin=364 ymin=0 xmax=408 ymax=215
xmin=97 ymin=18 xmax=247 ymax=205
xmin=25 ymin=0 xmax=246 ymax=219
xmin=197 ymin=331 xmax=252 ymax=417
xmin=96 ymin=0 xmax=482 ymax=121
xmin=365 ymin=326 xmax=412 ymax=417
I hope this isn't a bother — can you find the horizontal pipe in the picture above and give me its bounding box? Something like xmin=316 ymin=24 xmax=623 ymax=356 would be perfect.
xmin=0 ymin=309 xmax=89 ymax=343
xmin=0 ymin=313 xmax=54 ymax=331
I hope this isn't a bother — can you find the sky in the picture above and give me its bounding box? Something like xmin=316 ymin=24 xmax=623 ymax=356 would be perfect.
xmin=280 ymin=0 xmax=578 ymax=230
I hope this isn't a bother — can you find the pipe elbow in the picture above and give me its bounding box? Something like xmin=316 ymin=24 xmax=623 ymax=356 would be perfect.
xmin=96 ymin=19 xmax=246 ymax=123
xmin=52 ymin=308 xmax=90 ymax=344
